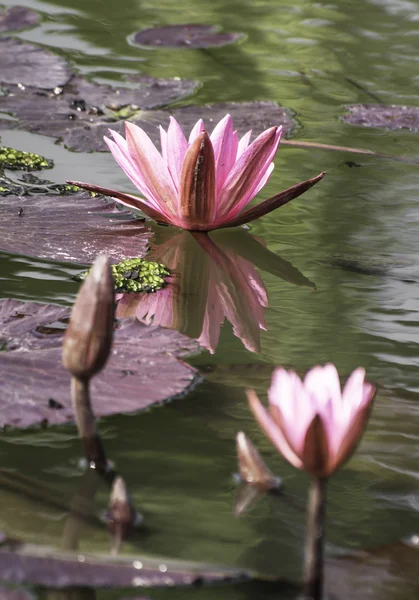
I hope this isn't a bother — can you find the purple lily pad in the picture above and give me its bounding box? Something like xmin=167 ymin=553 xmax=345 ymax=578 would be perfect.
xmin=133 ymin=24 xmax=242 ymax=49
xmin=343 ymin=104 xmax=419 ymax=132
xmin=0 ymin=6 xmax=40 ymax=32
xmin=0 ymin=534 xmax=249 ymax=588
xmin=0 ymin=589 xmax=35 ymax=600
xmin=0 ymin=193 xmax=152 ymax=263
xmin=0 ymin=37 xmax=72 ymax=89
xmin=0 ymin=298 xmax=199 ymax=429
xmin=0 ymin=68 xmax=294 ymax=151
xmin=0 ymin=75 xmax=198 ymax=152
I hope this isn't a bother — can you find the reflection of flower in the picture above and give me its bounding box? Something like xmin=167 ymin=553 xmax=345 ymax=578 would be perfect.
xmin=116 ymin=229 xmax=314 ymax=354
xmin=69 ymin=115 xmax=324 ymax=231
xmin=247 ymin=364 xmax=376 ymax=477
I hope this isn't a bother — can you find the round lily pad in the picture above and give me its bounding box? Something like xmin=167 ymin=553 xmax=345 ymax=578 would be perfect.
xmin=0 ymin=6 xmax=40 ymax=32
xmin=0 ymin=298 xmax=199 ymax=429
xmin=133 ymin=24 xmax=242 ymax=49
xmin=0 ymin=193 xmax=152 ymax=263
xmin=0 ymin=37 xmax=72 ymax=89
xmin=343 ymin=104 xmax=419 ymax=132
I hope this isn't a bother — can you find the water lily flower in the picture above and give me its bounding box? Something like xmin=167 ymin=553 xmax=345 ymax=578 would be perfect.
xmin=247 ymin=364 xmax=376 ymax=477
xmin=68 ymin=115 xmax=325 ymax=231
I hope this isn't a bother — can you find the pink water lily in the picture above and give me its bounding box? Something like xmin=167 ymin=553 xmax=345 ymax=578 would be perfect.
xmin=247 ymin=364 xmax=376 ymax=477
xmin=68 ymin=115 xmax=325 ymax=231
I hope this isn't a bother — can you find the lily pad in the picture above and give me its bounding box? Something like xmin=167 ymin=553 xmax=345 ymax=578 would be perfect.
xmin=0 ymin=76 xmax=198 ymax=152
xmin=0 ymin=6 xmax=40 ymax=32
xmin=0 ymin=298 xmax=199 ymax=429
xmin=0 ymin=193 xmax=152 ymax=263
xmin=0 ymin=62 xmax=294 ymax=151
xmin=133 ymin=24 xmax=242 ymax=49
xmin=0 ymin=535 xmax=249 ymax=588
xmin=343 ymin=103 xmax=419 ymax=132
xmin=0 ymin=588 xmax=34 ymax=600
xmin=0 ymin=37 xmax=72 ymax=89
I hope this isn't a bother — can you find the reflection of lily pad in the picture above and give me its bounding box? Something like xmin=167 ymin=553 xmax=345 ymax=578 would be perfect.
xmin=343 ymin=104 xmax=419 ymax=132
xmin=0 ymin=535 xmax=249 ymax=588
xmin=0 ymin=193 xmax=152 ymax=263
xmin=0 ymin=37 xmax=72 ymax=89
xmin=326 ymin=254 xmax=416 ymax=280
xmin=0 ymin=6 xmax=40 ymax=32
xmin=133 ymin=24 xmax=242 ymax=49
xmin=0 ymin=299 xmax=199 ymax=429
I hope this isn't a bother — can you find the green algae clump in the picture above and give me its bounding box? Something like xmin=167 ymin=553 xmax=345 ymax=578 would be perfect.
xmin=77 ymin=257 xmax=170 ymax=294
xmin=0 ymin=147 xmax=54 ymax=171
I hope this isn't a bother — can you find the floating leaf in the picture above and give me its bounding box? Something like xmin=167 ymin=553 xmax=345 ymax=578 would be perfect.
xmin=0 ymin=535 xmax=250 ymax=588
xmin=0 ymin=193 xmax=152 ymax=263
xmin=0 ymin=75 xmax=295 ymax=151
xmin=133 ymin=24 xmax=243 ymax=49
xmin=0 ymin=37 xmax=72 ymax=89
xmin=0 ymin=299 xmax=199 ymax=429
xmin=0 ymin=6 xmax=40 ymax=32
xmin=343 ymin=103 xmax=419 ymax=132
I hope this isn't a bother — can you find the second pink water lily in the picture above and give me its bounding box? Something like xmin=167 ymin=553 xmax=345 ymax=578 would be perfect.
xmin=69 ymin=115 xmax=325 ymax=231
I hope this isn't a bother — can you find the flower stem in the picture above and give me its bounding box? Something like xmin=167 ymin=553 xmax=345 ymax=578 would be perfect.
xmin=71 ymin=376 xmax=108 ymax=473
xmin=303 ymin=476 xmax=327 ymax=600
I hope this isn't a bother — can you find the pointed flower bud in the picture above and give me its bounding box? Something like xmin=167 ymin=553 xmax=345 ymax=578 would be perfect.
xmin=247 ymin=364 xmax=376 ymax=478
xmin=62 ymin=254 xmax=115 ymax=380
xmin=236 ymin=431 xmax=282 ymax=491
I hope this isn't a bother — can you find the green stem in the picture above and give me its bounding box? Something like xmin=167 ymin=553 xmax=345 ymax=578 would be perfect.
xmin=303 ymin=476 xmax=327 ymax=600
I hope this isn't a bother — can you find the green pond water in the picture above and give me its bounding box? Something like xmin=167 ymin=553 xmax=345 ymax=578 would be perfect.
xmin=2 ymin=0 xmax=419 ymax=597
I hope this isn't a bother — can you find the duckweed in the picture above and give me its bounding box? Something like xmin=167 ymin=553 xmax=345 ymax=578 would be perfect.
xmin=0 ymin=147 xmax=54 ymax=171
xmin=77 ymin=257 xmax=170 ymax=293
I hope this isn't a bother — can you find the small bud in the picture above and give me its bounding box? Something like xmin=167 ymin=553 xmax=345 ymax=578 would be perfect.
xmin=107 ymin=476 xmax=138 ymax=554
xmin=63 ymin=254 xmax=114 ymax=379
xmin=236 ymin=431 xmax=282 ymax=491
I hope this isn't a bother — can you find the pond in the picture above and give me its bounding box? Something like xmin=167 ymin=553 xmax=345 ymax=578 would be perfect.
xmin=1 ymin=0 xmax=419 ymax=598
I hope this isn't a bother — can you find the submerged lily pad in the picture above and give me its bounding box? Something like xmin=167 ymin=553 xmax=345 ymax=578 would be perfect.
xmin=0 ymin=173 xmax=79 ymax=196
xmin=0 ymin=6 xmax=40 ymax=32
xmin=0 ymin=299 xmax=199 ymax=429
xmin=0 ymin=37 xmax=72 ymax=89
xmin=0 ymin=535 xmax=249 ymax=588
xmin=133 ymin=24 xmax=242 ymax=49
xmin=0 ymin=193 xmax=152 ymax=263
xmin=343 ymin=104 xmax=419 ymax=132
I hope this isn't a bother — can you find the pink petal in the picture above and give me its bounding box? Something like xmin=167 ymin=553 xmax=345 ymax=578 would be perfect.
xmin=160 ymin=126 xmax=168 ymax=164
xmin=247 ymin=389 xmax=303 ymax=470
xmin=237 ymin=130 xmax=252 ymax=158
xmin=105 ymin=134 xmax=170 ymax=216
xmin=303 ymin=363 xmax=341 ymax=411
xmin=210 ymin=114 xmax=239 ymax=194
xmin=188 ymin=118 xmax=205 ymax=144
xmin=125 ymin=122 xmax=178 ymax=213
xmin=217 ymin=126 xmax=282 ymax=218
xmin=166 ymin=116 xmax=189 ymax=193
xmin=269 ymin=368 xmax=312 ymax=452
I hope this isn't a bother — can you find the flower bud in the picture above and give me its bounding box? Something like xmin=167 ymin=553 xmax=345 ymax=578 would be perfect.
xmin=62 ymin=254 xmax=114 ymax=380
xmin=236 ymin=431 xmax=282 ymax=491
